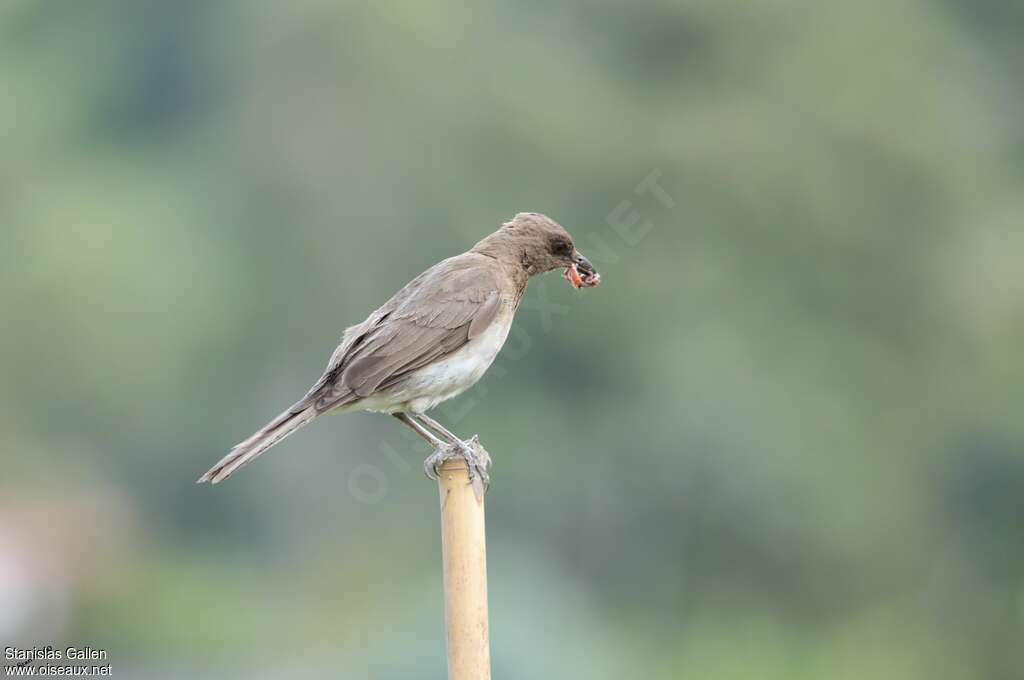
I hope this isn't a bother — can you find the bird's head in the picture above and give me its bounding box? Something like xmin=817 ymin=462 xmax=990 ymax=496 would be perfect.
xmin=473 ymin=212 xmax=601 ymax=289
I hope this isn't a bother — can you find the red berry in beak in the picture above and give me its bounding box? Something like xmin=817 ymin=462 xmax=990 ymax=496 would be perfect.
xmin=565 ymin=264 xmax=585 ymax=289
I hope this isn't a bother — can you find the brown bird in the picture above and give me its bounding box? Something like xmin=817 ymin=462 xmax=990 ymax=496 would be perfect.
xmin=198 ymin=212 xmax=600 ymax=485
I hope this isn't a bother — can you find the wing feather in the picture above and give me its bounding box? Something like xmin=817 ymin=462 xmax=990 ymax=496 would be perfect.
xmin=310 ymin=255 xmax=504 ymax=407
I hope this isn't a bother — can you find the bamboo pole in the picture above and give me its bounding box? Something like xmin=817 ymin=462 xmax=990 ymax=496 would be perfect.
xmin=437 ymin=454 xmax=491 ymax=680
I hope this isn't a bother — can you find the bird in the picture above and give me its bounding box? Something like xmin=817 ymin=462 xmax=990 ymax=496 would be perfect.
xmin=197 ymin=212 xmax=601 ymax=486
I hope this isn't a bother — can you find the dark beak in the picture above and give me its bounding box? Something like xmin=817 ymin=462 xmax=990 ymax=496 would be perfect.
xmin=567 ymin=250 xmax=601 ymax=289
xmin=573 ymin=251 xmax=596 ymax=276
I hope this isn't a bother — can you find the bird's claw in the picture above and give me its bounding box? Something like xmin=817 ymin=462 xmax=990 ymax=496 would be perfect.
xmin=423 ymin=435 xmax=491 ymax=493
xmin=423 ymin=446 xmax=456 ymax=481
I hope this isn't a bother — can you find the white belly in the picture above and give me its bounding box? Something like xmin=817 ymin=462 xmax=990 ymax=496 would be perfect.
xmin=351 ymin=307 xmax=513 ymax=414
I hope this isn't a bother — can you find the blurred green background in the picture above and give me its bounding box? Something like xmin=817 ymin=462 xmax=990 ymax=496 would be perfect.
xmin=3 ymin=0 xmax=1023 ymax=677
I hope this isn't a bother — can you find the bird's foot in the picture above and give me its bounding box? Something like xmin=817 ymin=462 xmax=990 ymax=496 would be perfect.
xmin=423 ymin=445 xmax=459 ymax=481
xmin=423 ymin=435 xmax=491 ymax=494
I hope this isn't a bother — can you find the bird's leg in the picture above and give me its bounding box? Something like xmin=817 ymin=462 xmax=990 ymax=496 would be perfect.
xmin=393 ymin=412 xmax=446 ymax=448
xmin=414 ymin=413 xmax=491 ymax=488
xmin=393 ymin=413 xmax=462 ymax=482
xmin=416 ymin=413 xmax=473 ymax=450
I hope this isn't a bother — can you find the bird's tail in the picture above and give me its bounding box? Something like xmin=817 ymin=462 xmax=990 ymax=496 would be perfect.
xmin=197 ymin=404 xmax=319 ymax=484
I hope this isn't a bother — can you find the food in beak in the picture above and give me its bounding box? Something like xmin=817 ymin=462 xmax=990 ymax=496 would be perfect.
xmin=564 ymin=263 xmax=601 ymax=289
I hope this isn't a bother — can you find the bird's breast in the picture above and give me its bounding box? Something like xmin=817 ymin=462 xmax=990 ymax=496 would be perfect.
xmin=400 ymin=302 xmax=515 ymax=413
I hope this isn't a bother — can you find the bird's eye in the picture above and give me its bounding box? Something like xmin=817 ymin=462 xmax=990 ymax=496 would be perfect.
xmin=551 ymin=238 xmax=573 ymax=257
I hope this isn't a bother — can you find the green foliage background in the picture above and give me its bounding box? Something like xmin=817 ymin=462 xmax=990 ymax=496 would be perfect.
xmin=2 ymin=1 xmax=1023 ymax=677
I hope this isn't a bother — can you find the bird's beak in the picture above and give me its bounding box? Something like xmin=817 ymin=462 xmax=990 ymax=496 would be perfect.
xmin=574 ymin=252 xmax=596 ymax=276
xmin=564 ymin=250 xmax=601 ymax=289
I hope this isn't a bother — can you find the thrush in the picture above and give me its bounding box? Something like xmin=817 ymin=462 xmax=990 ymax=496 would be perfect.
xmin=198 ymin=212 xmax=600 ymax=486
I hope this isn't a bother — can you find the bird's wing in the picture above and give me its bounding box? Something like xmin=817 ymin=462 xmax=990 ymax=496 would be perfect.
xmin=311 ymin=256 xmax=504 ymax=409
xmin=197 ymin=256 xmax=502 ymax=484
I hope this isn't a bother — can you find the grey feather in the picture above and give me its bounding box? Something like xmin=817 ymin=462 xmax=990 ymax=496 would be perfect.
xmin=197 ymin=211 xmax=586 ymax=484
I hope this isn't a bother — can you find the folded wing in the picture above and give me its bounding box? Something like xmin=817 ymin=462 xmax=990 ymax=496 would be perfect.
xmin=315 ymin=257 xmax=503 ymax=408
